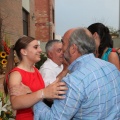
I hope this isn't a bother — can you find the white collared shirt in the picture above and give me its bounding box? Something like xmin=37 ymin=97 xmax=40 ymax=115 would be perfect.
xmin=39 ymin=58 xmax=63 ymax=87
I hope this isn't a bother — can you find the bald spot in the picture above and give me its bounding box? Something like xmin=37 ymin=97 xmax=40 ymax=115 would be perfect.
xmin=63 ymin=28 xmax=77 ymax=42
xmin=63 ymin=27 xmax=93 ymax=41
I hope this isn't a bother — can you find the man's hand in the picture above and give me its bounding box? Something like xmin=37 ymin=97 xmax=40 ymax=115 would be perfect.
xmin=57 ymin=59 xmax=69 ymax=82
xmin=9 ymin=83 xmax=32 ymax=96
xmin=62 ymin=58 xmax=69 ymax=71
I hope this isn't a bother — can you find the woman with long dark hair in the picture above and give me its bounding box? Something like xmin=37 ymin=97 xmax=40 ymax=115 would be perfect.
xmin=88 ymin=23 xmax=120 ymax=70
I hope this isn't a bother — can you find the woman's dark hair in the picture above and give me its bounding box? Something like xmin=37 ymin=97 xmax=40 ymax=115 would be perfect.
xmin=88 ymin=23 xmax=113 ymax=58
xmin=4 ymin=36 xmax=35 ymax=95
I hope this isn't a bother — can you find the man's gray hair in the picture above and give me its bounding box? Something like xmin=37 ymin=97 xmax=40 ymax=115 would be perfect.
xmin=45 ymin=39 xmax=62 ymax=54
xmin=69 ymin=28 xmax=96 ymax=55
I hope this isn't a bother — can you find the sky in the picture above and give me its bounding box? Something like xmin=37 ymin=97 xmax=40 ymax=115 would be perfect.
xmin=55 ymin=0 xmax=119 ymax=36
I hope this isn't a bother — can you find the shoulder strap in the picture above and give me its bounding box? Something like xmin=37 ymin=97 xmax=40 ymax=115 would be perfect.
xmin=101 ymin=48 xmax=112 ymax=61
xmin=111 ymin=48 xmax=117 ymax=52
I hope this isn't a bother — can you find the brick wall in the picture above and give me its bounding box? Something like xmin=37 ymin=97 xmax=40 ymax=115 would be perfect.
xmin=0 ymin=0 xmax=54 ymax=49
xmin=0 ymin=0 xmax=35 ymax=45
xmin=0 ymin=0 xmax=23 ymax=44
xmin=35 ymin=0 xmax=55 ymax=42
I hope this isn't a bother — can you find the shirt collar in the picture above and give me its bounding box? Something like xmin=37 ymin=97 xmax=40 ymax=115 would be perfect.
xmin=68 ymin=53 xmax=95 ymax=72
xmin=47 ymin=58 xmax=63 ymax=68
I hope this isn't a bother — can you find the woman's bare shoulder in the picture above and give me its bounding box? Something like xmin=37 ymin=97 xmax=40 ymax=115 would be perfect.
xmin=9 ymin=71 xmax=22 ymax=87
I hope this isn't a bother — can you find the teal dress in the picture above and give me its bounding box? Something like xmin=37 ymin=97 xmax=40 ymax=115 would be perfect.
xmin=101 ymin=48 xmax=112 ymax=61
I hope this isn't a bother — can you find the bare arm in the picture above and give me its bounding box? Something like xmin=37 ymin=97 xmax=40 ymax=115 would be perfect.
xmin=9 ymin=71 xmax=67 ymax=110
xmin=108 ymin=52 xmax=120 ymax=70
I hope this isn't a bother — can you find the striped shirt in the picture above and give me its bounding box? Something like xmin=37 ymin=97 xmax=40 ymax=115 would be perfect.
xmin=34 ymin=53 xmax=120 ymax=120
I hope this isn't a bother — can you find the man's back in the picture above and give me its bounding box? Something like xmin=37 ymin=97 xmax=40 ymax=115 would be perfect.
xmin=61 ymin=54 xmax=120 ymax=119
xmin=34 ymin=28 xmax=120 ymax=120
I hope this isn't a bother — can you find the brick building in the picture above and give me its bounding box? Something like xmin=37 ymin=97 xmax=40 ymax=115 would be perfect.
xmin=34 ymin=0 xmax=55 ymax=51
xmin=0 ymin=0 xmax=55 ymax=51
xmin=0 ymin=0 xmax=35 ymax=45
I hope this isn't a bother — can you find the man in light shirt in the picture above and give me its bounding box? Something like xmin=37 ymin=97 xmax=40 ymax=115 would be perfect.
xmin=39 ymin=39 xmax=64 ymax=87
xmin=34 ymin=27 xmax=120 ymax=120
xmin=39 ymin=39 xmax=64 ymax=107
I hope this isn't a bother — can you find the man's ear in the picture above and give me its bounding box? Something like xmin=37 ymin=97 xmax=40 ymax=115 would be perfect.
xmin=70 ymin=44 xmax=78 ymax=54
xmin=93 ymin=32 xmax=98 ymax=39
xmin=48 ymin=51 xmax=52 ymax=58
xmin=21 ymin=49 xmax=27 ymax=56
